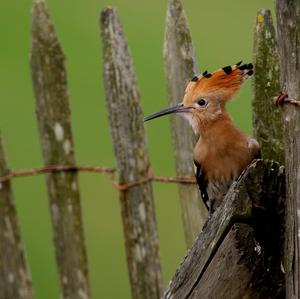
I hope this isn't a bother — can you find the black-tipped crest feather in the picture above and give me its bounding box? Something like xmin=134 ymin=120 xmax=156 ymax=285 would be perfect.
xmin=222 ymin=66 xmax=232 ymax=74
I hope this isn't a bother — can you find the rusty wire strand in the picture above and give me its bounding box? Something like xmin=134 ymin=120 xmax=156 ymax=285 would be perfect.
xmin=0 ymin=164 xmax=196 ymax=190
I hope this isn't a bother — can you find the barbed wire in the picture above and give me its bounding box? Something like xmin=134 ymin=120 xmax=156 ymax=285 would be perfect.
xmin=0 ymin=164 xmax=197 ymax=191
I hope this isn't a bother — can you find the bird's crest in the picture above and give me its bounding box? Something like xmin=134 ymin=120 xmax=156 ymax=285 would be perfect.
xmin=184 ymin=62 xmax=253 ymax=105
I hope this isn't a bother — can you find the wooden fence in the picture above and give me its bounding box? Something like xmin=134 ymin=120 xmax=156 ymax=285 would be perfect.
xmin=0 ymin=0 xmax=299 ymax=298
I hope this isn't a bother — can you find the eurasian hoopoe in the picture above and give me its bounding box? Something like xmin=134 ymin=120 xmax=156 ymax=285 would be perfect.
xmin=144 ymin=62 xmax=260 ymax=215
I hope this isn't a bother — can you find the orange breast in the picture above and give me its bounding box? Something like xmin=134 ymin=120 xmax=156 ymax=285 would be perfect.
xmin=194 ymin=118 xmax=252 ymax=183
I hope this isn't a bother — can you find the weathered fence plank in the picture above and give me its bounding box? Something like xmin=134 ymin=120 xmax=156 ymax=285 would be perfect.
xmin=163 ymin=160 xmax=285 ymax=298
xmin=189 ymin=224 xmax=262 ymax=299
xmin=275 ymin=1 xmax=300 ymax=298
xmin=163 ymin=0 xmax=206 ymax=247
xmin=100 ymin=7 xmax=163 ymax=299
xmin=30 ymin=1 xmax=90 ymax=298
xmin=252 ymin=9 xmax=283 ymax=164
xmin=0 ymin=133 xmax=34 ymax=299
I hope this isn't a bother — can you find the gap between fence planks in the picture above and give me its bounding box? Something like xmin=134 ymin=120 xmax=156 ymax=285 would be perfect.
xmin=0 ymin=133 xmax=34 ymax=299
xmin=100 ymin=7 xmax=163 ymax=299
xmin=164 ymin=0 xmax=207 ymax=247
xmin=275 ymin=1 xmax=300 ymax=298
xmin=30 ymin=0 xmax=90 ymax=298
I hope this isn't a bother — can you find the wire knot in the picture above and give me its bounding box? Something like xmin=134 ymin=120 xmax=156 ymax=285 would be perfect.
xmin=274 ymin=91 xmax=300 ymax=107
xmin=113 ymin=165 xmax=154 ymax=192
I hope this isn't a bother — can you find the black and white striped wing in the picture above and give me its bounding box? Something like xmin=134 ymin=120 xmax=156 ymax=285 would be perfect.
xmin=194 ymin=160 xmax=209 ymax=211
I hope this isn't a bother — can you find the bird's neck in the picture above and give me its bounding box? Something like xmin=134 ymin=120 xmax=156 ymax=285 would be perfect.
xmin=194 ymin=111 xmax=245 ymax=162
xmin=198 ymin=111 xmax=236 ymax=139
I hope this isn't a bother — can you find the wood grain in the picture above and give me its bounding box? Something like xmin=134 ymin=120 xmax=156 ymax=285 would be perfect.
xmin=31 ymin=1 xmax=90 ymax=298
xmin=100 ymin=7 xmax=163 ymax=299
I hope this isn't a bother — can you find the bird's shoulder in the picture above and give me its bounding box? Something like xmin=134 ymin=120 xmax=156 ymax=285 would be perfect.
xmin=247 ymin=136 xmax=261 ymax=159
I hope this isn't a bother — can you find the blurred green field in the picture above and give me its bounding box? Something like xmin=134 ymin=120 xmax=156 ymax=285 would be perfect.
xmin=0 ymin=1 xmax=275 ymax=298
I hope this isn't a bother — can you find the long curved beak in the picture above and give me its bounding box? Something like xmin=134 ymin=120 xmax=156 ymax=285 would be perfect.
xmin=144 ymin=103 xmax=191 ymax=122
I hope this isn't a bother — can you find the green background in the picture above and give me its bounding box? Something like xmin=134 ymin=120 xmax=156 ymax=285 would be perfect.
xmin=0 ymin=1 xmax=275 ymax=298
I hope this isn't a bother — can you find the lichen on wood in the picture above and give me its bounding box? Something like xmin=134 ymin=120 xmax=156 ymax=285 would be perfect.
xmin=0 ymin=133 xmax=34 ymax=299
xmin=30 ymin=1 xmax=90 ymax=298
xmin=163 ymin=0 xmax=206 ymax=247
xmin=100 ymin=7 xmax=162 ymax=299
xmin=252 ymin=9 xmax=283 ymax=164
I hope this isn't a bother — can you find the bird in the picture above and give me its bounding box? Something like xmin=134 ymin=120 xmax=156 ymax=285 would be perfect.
xmin=144 ymin=62 xmax=260 ymax=216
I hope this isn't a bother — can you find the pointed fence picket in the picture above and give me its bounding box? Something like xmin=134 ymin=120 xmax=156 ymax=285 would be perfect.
xmin=252 ymin=9 xmax=284 ymax=164
xmin=30 ymin=1 xmax=90 ymax=298
xmin=100 ymin=7 xmax=163 ymax=299
xmin=275 ymin=1 xmax=300 ymax=297
xmin=0 ymin=133 xmax=34 ymax=299
xmin=163 ymin=0 xmax=207 ymax=247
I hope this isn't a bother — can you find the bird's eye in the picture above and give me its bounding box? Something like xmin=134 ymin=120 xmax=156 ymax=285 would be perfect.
xmin=197 ymin=99 xmax=207 ymax=107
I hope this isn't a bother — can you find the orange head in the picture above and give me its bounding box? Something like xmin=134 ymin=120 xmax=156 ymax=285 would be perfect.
xmin=144 ymin=62 xmax=253 ymax=133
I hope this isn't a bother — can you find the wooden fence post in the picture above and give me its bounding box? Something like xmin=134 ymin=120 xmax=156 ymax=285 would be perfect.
xmin=252 ymin=9 xmax=284 ymax=164
xmin=100 ymin=7 xmax=163 ymax=299
xmin=163 ymin=0 xmax=206 ymax=247
xmin=30 ymin=1 xmax=90 ymax=298
xmin=163 ymin=160 xmax=285 ymax=298
xmin=275 ymin=1 xmax=300 ymax=298
xmin=0 ymin=133 xmax=34 ymax=299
